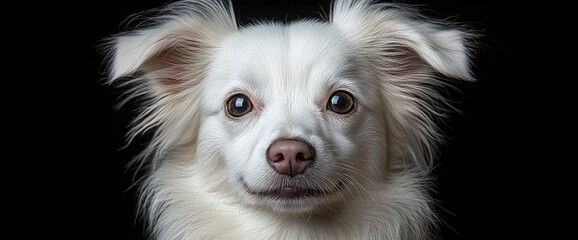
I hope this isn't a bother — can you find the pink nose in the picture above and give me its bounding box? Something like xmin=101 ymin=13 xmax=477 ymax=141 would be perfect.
xmin=267 ymin=139 xmax=315 ymax=177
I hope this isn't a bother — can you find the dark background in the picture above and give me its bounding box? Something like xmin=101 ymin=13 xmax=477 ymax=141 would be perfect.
xmin=76 ymin=0 xmax=563 ymax=239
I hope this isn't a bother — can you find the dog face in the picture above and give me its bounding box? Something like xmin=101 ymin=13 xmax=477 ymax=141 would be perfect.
xmin=104 ymin=0 xmax=476 ymax=236
xmin=197 ymin=22 xmax=387 ymax=212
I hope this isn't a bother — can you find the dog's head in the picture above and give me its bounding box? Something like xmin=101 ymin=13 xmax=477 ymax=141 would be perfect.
xmin=104 ymin=0 xmax=475 ymax=213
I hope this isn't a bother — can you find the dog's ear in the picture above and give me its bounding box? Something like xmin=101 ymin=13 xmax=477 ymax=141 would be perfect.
xmin=331 ymin=0 xmax=475 ymax=80
xmin=104 ymin=0 xmax=237 ymax=94
xmin=101 ymin=0 xmax=237 ymax=165
xmin=331 ymin=0 xmax=477 ymax=168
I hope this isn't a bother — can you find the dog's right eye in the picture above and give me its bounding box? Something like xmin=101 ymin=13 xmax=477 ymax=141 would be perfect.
xmin=226 ymin=94 xmax=253 ymax=117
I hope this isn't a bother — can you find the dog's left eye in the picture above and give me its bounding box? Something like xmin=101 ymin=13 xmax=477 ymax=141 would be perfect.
xmin=327 ymin=91 xmax=355 ymax=114
xmin=226 ymin=94 xmax=253 ymax=117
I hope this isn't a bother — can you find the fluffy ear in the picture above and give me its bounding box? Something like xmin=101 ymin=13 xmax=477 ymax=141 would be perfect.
xmin=105 ymin=0 xmax=237 ymax=93
xmin=101 ymin=0 xmax=237 ymax=167
xmin=331 ymin=0 xmax=477 ymax=168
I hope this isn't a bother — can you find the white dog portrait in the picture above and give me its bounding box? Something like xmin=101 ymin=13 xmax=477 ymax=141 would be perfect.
xmin=102 ymin=0 xmax=477 ymax=239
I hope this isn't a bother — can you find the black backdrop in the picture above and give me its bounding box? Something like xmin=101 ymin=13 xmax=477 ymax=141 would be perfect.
xmin=77 ymin=0 xmax=561 ymax=239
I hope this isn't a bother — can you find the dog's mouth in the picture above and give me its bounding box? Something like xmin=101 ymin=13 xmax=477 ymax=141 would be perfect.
xmin=242 ymin=179 xmax=344 ymax=199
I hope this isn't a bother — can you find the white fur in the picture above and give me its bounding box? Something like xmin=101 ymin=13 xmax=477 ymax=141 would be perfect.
xmin=103 ymin=0 xmax=476 ymax=239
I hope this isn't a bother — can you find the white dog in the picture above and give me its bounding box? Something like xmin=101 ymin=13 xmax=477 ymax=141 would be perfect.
xmin=103 ymin=0 xmax=476 ymax=239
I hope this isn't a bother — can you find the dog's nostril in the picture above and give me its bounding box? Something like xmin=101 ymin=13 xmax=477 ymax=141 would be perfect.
xmin=267 ymin=139 xmax=315 ymax=177
xmin=270 ymin=153 xmax=285 ymax=162
xmin=295 ymin=152 xmax=306 ymax=161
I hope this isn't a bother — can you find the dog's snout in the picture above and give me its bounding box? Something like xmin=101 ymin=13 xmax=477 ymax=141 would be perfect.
xmin=267 ymin=139 xmax=315 ymax=177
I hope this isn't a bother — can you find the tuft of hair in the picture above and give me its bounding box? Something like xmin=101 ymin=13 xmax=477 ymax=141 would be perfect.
xmin=101 ymin=0 xmax=238 ymax=173
xmin=331 ymin=0 xmax=477 ymax=170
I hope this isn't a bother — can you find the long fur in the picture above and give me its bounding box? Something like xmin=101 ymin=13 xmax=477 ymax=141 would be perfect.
xmin=102 ymin=0 xmax=476 ymax=239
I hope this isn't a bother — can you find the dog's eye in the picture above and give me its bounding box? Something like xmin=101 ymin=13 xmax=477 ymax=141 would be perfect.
xmin=327 ymin=91 xmax=355 ymax=114
xmin=227 ymin=94 xmax=253 ymax=117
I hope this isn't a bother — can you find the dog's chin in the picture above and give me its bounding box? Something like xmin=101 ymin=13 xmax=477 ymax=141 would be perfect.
xmin=240 ymin=178 xmax=345 ymax=213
